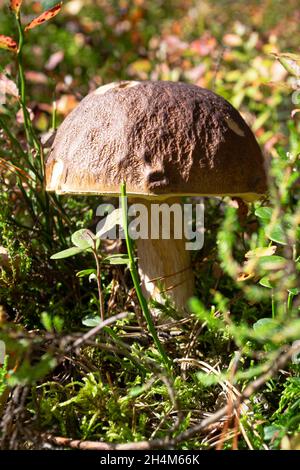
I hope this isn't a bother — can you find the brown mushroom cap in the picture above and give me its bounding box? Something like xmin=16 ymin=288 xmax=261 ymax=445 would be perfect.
xmin=46 ymin=80 xmax=267 ymax=200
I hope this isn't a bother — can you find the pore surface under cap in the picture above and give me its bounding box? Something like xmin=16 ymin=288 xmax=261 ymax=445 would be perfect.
xmin=46 ymin=80 xmax=267 ymax=199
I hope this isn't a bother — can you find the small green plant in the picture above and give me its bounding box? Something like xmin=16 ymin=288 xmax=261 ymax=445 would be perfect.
xmin=51 ymin=228 xmax=106 ymax=321
xmin=0 ymin=0 xmax=300 ymax=451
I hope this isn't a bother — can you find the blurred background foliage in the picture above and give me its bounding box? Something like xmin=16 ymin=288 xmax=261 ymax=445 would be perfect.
xmin=1 ymin=0 xmax=299 ymax=137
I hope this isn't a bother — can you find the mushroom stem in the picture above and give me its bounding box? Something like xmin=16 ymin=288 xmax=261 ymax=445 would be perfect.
xmin=134 ymin=199 xmax=194 ymax=313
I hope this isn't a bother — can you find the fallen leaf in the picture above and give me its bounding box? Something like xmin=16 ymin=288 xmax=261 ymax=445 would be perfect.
xmin=223 ymin=33 xmax=242 ymax=47
xmin=0 ymin=35 xmax=18 ymax=53
xmin=237 ymin=271 xmax=255 ymax=282
xmin=190 ymin=34 xmax=217 ymax=57
xmin=127 ymin=59 xmax=152 ymax=79
xmin=291 ymin=109 xmax=300 ymax=118
xmin=184 ymin=64 xmax=206 ymax=83
xmin=161 ymin=35 xmax=189 ymax=56
xmin=25 ymin=3 xmax=63 ymax=32
xmin=25 ymin=70 xmax=48 ymax=84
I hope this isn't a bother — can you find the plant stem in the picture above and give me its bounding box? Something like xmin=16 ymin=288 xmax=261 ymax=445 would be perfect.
xmin=0 ymin=116 xmax=39 ymax=178
xmin=120 ymin=182 xmax=171 ymax=371
xmin=93 ymin=245 xmax=105 ymax=322
xmin=16 ymin=14 xmax=42 ymax=172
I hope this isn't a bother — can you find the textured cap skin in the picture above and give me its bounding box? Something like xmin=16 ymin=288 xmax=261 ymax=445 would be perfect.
xmin=45 ymin=80 xmax=267 ymax=200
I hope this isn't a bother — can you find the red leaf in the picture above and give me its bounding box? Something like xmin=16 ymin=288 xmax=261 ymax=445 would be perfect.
xmin=10 ymin=0 xmax=23 ymax=16
xmin=0 ymin=35 xmax=18 ymax=53
xmin=24 ymin=3 xmax=62 ymax=32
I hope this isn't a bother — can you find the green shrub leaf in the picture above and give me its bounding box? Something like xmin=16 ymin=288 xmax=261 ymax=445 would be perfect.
xmin=82 ymin=316 xmax=101 ymax=327
xmin=76 ymin=269 xmax=97 ymax=278
xmin=103 ymin=254 xmax=130 ymax=265
xmin=255 ymin=207 xmax=273 ymax=221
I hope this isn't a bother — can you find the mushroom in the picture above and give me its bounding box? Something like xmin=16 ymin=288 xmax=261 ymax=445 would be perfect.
xmin=45 ymin=80 xmax=267 ymax=313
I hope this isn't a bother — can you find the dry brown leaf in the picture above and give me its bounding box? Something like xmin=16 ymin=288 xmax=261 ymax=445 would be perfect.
xmin=291 ymin=109 xmax=300 ymax=118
